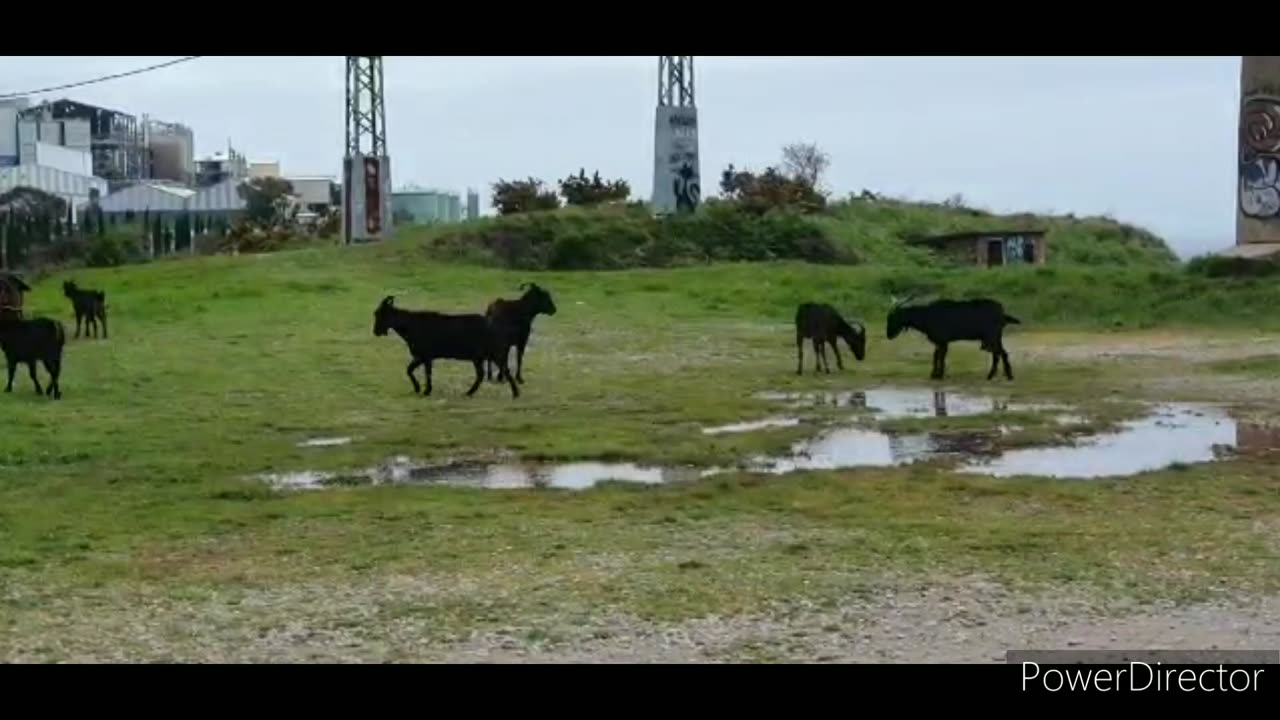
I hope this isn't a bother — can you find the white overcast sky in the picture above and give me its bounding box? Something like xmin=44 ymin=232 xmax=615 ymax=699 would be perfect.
xmin=0 ymin=56 xmax=1241 ymax=257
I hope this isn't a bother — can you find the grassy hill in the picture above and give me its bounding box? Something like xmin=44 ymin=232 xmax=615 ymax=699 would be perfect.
xmin=394 ymin=195 xmax=1182 ymax=271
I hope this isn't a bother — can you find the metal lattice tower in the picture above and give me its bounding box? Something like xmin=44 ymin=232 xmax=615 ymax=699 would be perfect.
xmin=345 ymin=56 xmax=387 ymax=158
xmin=658 ymin=56 xmax=695 ymax=108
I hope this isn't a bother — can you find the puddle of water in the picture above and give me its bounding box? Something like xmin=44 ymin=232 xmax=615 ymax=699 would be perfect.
xmin=754 ymin=387 xmax=1063 ymax=419
xmin=735 ymin=426 xmax=998 ymax=474
xmin=955 ymin=404 xmax=1241 ymax=479
xmin=702 ymin=417 xmax=801 ymax=435
xmin=297 ymin=437 xmax=353 ymax=448
xmin=257 ymin=456 xmax=707 ymax=491
xmin=258 ymin=403 xmax=1274 ymax=492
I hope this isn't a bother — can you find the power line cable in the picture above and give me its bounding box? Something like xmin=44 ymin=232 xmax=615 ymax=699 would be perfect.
xmin=0 ymin=56 xmax=203 ymax=100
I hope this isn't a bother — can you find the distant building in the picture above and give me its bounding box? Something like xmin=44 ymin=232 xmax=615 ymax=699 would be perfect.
xmin=195 ymin=147 xmax=248 ymax=188
xmin=392 ymin=187 xmax=462 ymax=225
xmin=466 ymin=188 xmax=480 ymax=220
xmin=17 ymin=99 xmax=148 ymax=188
xmin=144 ymin=117 xmax=195 ymax=186
xmin=284 ymin=176 xmax=336 ymax=212
xmin=0 ymin=165 xmax=108 ymax=221
xmin=249 ymin=160 xmax=280 ymax=179
xmin=96 ymin=181 xmax=195 ymax=216
xmin=908 ymin=230 xmax=1048 ymax=267
xmin=0 ymin=97 xmax=29 ymax=167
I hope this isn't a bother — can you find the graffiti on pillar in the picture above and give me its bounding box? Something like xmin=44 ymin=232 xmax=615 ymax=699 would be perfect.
xmin=1240 ymin=94 xmax=1280 ymax=219
xmin=653 ymin=105 xmax=700 ymax=214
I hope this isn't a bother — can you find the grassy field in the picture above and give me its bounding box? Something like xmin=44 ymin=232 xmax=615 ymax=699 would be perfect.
xmin=2 ymin=240 xmax=1279 ymax=662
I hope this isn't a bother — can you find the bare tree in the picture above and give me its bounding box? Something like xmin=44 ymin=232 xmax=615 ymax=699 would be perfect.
xmin=781 ymin=142 xmax=831 ymax=189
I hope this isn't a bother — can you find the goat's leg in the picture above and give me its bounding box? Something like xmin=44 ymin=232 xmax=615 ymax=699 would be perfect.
xmin=99 ymin=311 xmax=108 ymax=340
xmin=405 ymin=359 xmax=422 ymax=394
xmin=74 ymin=314 xmax=82 ymax=339
xmin=26 ymin=361 xmax=42 ymax=395
xmin=1001 ymin=348 xmax=1014 ymax=380
xmin=497 ymin=353 xmax=520 ymax=399
xmin=986 ymin=347 xmax=1000 ymax=380
xmin=831 ymin=340 xmax=845 ymax=371
xmin=88 ymin=316 xmax=97 ymax=339
xmin=43 ymin=355 xmax=61 ymax=399
xmin=515 ymin=341 xmax=527 ymax=384
xmin=4 ymin=360 xmax=15 ymax=392
xmin=796 ymin=334 xmax=804 ymax=375
xmin=423 ymin=360 xmax=433 ymax=397
xmin=930 ymin=344 xmax=946 ymax=380
xmin=466 ymin=359 xmax=484 ymax=396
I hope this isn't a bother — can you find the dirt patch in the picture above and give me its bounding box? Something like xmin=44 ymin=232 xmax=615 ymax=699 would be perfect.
xmin=7 ymin=574 xmax=1278 ymax=663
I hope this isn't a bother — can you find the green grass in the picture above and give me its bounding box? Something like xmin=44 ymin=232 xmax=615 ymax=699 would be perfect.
xmin=2 ymin=237 xmax=1279 ymax=658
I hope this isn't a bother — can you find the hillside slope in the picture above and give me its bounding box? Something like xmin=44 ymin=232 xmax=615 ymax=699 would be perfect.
xmin=393 ymin=196 xmax=1181 ymax=271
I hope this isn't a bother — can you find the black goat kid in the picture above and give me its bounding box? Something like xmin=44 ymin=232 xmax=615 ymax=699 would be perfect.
xmin=485 ymin=282 xmax=557 ymax=384
xmin=0 ymin=315 xmax=65 ymax=399
xmin=794 ymin=302 xmax=866 ymax=375
xmin=885 ymin=296 xmax=1020 ymax=381
xmin=373 ymin=296 xmax=519 ymax=399
xmin=64 ymin=281 xmax=108 ymax=339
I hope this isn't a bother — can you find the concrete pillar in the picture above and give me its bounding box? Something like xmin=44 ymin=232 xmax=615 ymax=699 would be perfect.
xmin=1236 ymin=56 xmax=1280 ymax=248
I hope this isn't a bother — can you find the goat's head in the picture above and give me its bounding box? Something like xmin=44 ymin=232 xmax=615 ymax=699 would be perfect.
xmin=519 ymin=282 xmax=557 ymax=317
xmin=885 ymin=294 xmax=916 ymax=340
xmin=843 ymin=319 xmax=867 ymax=361
xmin=372 ymin=295 xmax=396 ymax=336
xmin=63 ymin=280 xmax=78 ymax=297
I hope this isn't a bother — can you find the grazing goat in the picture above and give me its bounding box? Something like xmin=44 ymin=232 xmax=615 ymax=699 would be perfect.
xmin=372 ymin=295 xmax=519 ymax=399
xmin=63 ymin=280 xmax=108 ymax=339
xmin=885 ymin=295 xmax=1020 ymax=381
xmin=485 ymin=282 xmax=557 ymax=384
xmin=794 ymin=302 xmax=866 ymax=375
xmin=0 ymin=315 xmax=65 ymax=399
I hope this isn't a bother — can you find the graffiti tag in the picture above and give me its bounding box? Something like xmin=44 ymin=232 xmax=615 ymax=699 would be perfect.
xmin=1240 ymin=95 xmax=1280 ymax=219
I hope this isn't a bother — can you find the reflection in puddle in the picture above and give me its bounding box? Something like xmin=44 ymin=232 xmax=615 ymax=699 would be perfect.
xmin=297 ymin=437 xmax=353 ymax=448
xmin=737 ymin=427 xmax=996 ymax=474
xmin=703 ymin=417 xmax=801 ymax=435
xmin=753 ymin=387 xmax=1062 ymax=419
xmin=258 ymin=456 xmax=709 ymax=491
xmin=956 ymin=404 xmax=1240 ymax=479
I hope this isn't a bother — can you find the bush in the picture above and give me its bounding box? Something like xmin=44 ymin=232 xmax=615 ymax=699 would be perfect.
xmin=415 ymin=203 xmax=850 ymax=271
xmin=1186 ymin=253 xmax=1280 ymax=279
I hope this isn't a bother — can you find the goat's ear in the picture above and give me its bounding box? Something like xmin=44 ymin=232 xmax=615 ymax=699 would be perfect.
xmin=381 ymin=295 xmax=395 ymax=307
xmin=518 ymin=282 xmax=530 ymax=291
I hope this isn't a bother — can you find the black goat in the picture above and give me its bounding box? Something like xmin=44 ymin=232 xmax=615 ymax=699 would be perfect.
xmin=372 ymin=295 xmax=519 ymax=399
xmin=485 ymin=282 xmax=557 ymax=384
xmin=0 ymin=315 xmax=65 ymax=399
xmin=885 ymin=295 xmax=1020 ymax=380
xmin=63 ymin=280 xmax=108 ymax=339
xmin=794 ymin=302 xmax=866 ymax=375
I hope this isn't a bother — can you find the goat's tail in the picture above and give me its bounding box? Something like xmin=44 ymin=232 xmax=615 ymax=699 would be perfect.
xmin=1003 ymin=313 xmax=1021 ymax=325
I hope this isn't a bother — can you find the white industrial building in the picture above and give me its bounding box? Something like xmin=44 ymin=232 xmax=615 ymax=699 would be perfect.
xmin=96 ymin=181 xmax=195 ymax=215
xmin=188 ymin=178 xmax=247 ymax=216
xmin=0 ymin=165 xmax=108 ymax=220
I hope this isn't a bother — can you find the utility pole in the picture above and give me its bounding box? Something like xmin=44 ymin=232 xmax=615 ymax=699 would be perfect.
xmin=652 ymin=56 xmax=700 ymax=215
xmin=343 ymin=56 xmax=392 ymax=244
